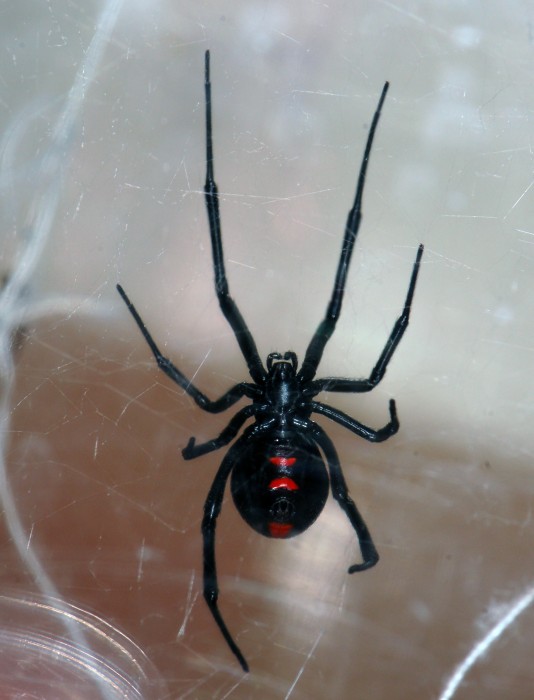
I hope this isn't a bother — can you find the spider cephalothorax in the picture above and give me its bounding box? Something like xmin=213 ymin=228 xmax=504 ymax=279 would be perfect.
xmin=117 ymin=51 xmax=423 ymax=672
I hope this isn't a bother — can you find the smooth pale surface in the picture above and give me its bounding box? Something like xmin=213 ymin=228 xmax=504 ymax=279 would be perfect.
xmin=1 ymin=2 xmax=533 ymax=698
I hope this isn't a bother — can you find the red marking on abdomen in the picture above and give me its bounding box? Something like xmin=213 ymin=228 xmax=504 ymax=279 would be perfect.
xmin=268 ymin=522 xmax=294 ymax=538
xmin=269 ymin=477 xmax=298 ymax=491
xmin=269 ymin=456 xmax=296 ymax=468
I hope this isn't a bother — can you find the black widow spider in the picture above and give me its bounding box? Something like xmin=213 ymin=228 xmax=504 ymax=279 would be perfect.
xmin=117 ymin=52 xmax=423 ymax=672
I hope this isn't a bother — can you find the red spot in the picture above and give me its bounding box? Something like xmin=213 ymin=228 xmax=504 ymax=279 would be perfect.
xmin=268 ymin=522 xmax=294 ymax=538
xmin=269 ymin=477 xmax=298 ymax=491
xmin=269 ymin=456 xmax=296 ymax=468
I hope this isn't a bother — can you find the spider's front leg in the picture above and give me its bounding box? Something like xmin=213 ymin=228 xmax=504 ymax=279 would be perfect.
xmin=297 ymin=82 xmax=390 ymax=384
xmin=203 ymin=51 xmax=266 ymax=386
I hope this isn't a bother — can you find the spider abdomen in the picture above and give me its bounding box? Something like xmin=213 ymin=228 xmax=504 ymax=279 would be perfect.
xmin=230 ymin=431 xmax=329 ymax=539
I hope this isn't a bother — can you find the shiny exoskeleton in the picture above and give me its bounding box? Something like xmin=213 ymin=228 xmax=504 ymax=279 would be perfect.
xmin=117 ymin=51 xmax=423 ymax=672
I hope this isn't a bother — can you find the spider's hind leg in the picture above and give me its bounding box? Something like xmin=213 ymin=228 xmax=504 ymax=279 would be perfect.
xmin=308 ymin=421 xmax=379 ymax=571
xmin=202 ymin=446 xmax=250 ymax=671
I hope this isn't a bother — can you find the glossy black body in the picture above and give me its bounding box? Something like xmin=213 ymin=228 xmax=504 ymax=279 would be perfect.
xmin=230 ymin=429 xmax=330 ymax=538
xmin=117 ymin=52 xmax=424 ymax=672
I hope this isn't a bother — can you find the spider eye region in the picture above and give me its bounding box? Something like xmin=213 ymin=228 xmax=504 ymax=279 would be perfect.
xmin=266 ymin=351 xmax=298 ymax=372
xmin=230 ymin=433 xmax=329 ymax=539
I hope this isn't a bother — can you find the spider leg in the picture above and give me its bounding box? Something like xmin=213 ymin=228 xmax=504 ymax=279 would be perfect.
xmin=204 ymin=51 xmax=266 ymax=385
xmin=202 ymin=447 xmax=249 ymax=672
xmin=184 ymin=411 xmax=278 ymax=459
xmin=183 ymin=405 xmax=256 ymax=459
xmin=117 ymin=284 xmax=259 ymax=412
xmin=304 ymin=244 xmax=423 ymax=395
xmin=302 ymin=419 xmax=379 ymax=571
xmin=298 ymin=82 xmax=390 ymax=384
xmin=309 ymin=398 xmax=398 ymax=442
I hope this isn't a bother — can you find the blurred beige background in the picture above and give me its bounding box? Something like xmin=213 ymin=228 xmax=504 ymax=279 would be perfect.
xmin=1 ymin=1 xmax=534 ymax=698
